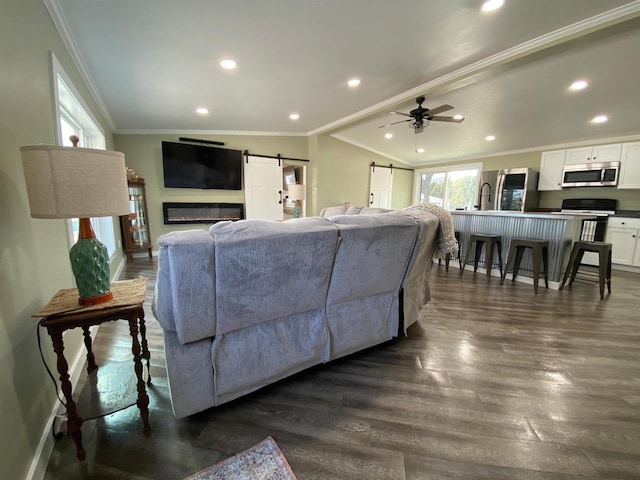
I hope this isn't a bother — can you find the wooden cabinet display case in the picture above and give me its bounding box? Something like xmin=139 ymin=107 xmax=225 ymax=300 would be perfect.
xmin=121 ymin=178 xmax=153 ymax=261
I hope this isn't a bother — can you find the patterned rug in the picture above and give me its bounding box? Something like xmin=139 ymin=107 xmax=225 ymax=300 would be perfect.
xmin=184 ymin=436 xmax=298 ymax=480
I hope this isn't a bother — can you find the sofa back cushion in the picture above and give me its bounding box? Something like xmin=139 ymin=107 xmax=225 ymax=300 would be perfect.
xmin=326 ymin=212 xmax=419 ymax=305
xmin=359 ymin=207 xmax=394 ymax=215
xmin=211 ymin=217 xmax=340 ymax=335
xmin=155 ymin=229 xmax=216 ymax=344
xmin=319 ymin=205 xmax=348 ymax=218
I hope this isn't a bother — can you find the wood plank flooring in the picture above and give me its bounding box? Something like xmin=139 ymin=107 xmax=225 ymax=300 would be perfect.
xmin=44 ymin=258 xmax=640 ymax=479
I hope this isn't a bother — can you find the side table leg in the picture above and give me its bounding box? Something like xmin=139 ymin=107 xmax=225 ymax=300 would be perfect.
xmin=81 ymin=326 xmax=98 ymax=374
xmin=138 ymin=307 xmax=152 ymax=385
xmin=128 ymin=311 xmax=151 ymax=437
xmin=49 ymin=328 xmax=86 ymax=461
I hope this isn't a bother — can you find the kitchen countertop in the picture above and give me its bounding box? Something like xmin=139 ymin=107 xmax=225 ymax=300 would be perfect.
xmin=449 ymin=210 xmax=594 ymax=219
xmin=614 ymin=210 xmax=640 ymax=218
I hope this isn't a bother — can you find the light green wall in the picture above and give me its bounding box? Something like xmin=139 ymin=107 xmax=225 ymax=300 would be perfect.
xmin=114 ymin=134 xmax=310 ymax=242
xmin=114 ymin=133 xmax=415 ymax=246
xmin=315 ymin=135 xmax=414 ymax=211
xmin=0 ymin=0 xmax=117 ymax=478
xmin=417 ymin=149 xmax=640 ymax=210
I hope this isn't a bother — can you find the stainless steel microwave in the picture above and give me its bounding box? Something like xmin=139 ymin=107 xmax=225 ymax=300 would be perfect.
xmin=561 ymin=161 xmax=620 ymax=187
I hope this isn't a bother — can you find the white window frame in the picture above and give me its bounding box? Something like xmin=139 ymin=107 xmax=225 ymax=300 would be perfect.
xmin=413 ymin=162 xmax=482 ymax=210
xmin=51 ymin=52 xmax=117 ymax=259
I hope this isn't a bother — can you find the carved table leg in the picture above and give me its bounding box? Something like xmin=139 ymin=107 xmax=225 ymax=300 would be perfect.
xmin=81 ymin=326 xmax=98 ymax=374
xmin=127 ymin=311 xmax=151 ymax=437
xmin=48 ymin=327 xmax=85 ymax=461
xmin=138 ymin=307 xmax=152 ymax=385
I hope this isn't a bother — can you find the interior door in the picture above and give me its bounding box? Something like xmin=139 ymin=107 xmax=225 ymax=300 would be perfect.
xmin=369 ymin=165 xmax=392 ymax=209
xmin=243 ymin=155 xmax=283 ymax=220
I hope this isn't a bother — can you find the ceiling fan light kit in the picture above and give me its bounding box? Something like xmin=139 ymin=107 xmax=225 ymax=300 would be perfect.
xmin=379 ymin=96 xmax=464 ymax=134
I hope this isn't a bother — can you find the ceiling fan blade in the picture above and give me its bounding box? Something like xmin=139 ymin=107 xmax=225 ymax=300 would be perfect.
xmin=430 ymin=115 xmax=464 ymax=123
xmin=426 ymin=104 xmax=453 ymax=116
xmin=389 ymin=111 xmax=412 ymax=117
xmin=378 ymin=119 xmax=411 ymax=128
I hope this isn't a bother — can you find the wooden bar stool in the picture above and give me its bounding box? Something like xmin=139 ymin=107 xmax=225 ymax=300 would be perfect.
xmin=500 ymin=239 xmax=549 ymax=293
xmin=560 ymin=241 xmax=612 ymax=299
xmin=459 ymin=234 xmax=503 ymax=281
xmin=439 ymin=231 xmax=461 ymax=272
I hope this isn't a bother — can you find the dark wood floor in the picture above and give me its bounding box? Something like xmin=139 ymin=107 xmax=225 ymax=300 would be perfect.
xmin=44 ymin=257 xmax=640 ymax=479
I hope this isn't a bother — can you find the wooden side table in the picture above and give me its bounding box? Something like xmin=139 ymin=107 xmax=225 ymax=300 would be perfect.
xmin=35 ymin=278 xmax=151 ymax=461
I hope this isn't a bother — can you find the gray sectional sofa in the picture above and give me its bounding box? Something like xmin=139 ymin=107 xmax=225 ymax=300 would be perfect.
xmin=153 ymin=207 xmax=441 ymax=418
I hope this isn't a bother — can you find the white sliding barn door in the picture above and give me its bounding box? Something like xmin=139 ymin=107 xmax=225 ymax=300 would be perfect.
xmin=369 ymin=165 xmax=393 ymax=208
xmin=244 ymin=155 xmax=284 ymax=220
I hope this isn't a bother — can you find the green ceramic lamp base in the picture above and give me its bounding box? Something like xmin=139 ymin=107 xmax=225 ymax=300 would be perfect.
xmin=69 ymin=218 xmax=113 ymax=306
xmin=293 ymin=202 xmax=301 ymax=218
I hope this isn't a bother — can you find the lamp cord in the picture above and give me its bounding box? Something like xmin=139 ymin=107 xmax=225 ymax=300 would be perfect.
xmin=36 ymin=324 xmax=67 ymax=409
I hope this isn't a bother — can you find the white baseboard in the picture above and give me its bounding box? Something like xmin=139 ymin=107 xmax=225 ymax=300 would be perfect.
xmin=611 ymin=264 xmax=640 ymax=274
xmin=25 ymin=328 xmax=95 ymax=480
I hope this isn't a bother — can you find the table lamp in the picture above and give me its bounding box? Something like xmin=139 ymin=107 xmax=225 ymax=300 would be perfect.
xmin=287 ymin=183 xmax=306 ymax=218
xmin=21 ymin=138 xmax=130 ymax=305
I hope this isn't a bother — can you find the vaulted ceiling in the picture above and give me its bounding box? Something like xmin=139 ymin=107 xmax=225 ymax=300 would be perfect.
xmin=49 ymin=0 xmax=640 ymax=165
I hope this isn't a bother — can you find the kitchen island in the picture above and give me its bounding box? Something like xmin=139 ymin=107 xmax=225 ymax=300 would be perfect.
xmin=450 ymin=210 xmax=590 ymax=285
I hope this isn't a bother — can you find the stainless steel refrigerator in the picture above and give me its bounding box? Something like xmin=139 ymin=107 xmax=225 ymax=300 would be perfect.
xmin=496 ymin=168 xmax=539 ymax=212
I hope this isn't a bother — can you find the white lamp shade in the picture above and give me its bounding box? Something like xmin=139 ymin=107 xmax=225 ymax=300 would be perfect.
xmin=287 ymin=184 xmax=306 ymax=201
xmin=21 ymin=145 xmax=130 ymax=218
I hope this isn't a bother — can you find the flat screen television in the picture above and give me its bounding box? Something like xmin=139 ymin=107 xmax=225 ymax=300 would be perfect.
xmin=162 ymin=141 xmax=242 ymax=190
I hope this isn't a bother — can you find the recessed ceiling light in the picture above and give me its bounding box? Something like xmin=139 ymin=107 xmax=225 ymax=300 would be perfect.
xmin=289 ymin=113 xmax=300 ymax=120
xmin=196 ymin=107 xmax=209 ymax=115
xmin=384 ymin=133 xmax=393 ymax=139
xmin=591 ymin=115 xmax=608 ymax=124
xmin=220 ymin=59 xmax=237 ymax=70
xmin=481 ymin=0 xmax=504 ymax=12
xmin=453 ymin=114 xmax=464 ymax=120
xmin=416 ymin=148 xmax=425 ymax=153
xmin=485 ymin=135 xmax=496 ymax=141
xmin=347 ymin=78 xmax=361 ymax=88
xmin=569 ymin=80 xmax=588 ymax=91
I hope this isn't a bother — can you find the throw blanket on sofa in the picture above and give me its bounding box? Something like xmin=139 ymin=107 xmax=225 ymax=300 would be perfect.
xmin=404 ymin=203 xmax=458 ymax=259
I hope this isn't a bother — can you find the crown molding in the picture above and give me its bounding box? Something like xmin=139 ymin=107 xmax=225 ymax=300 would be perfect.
xmin=310 ymin=1 xmax=640 ymax=137
xmin=114 ymin=129 xmax=308 ymax=137
xmin=422 ymin=133 xmax=640 ymax=166
xmin=44 ymin=0 xmax=115 ymax=132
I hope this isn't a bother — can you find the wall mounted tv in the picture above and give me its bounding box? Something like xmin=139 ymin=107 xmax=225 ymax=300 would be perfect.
xmin=162 ymin=141 xmax=242 ymax=190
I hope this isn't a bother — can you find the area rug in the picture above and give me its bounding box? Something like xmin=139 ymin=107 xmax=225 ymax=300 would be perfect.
xmin=184 ymin=436 xmax=298 ymax=480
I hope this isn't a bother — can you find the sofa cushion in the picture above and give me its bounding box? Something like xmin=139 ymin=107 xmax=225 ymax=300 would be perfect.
xmin=345 ymin=205 xmax=364 ymax=215
xmin=320 ymin=205 xmax=348 ymax=218
xmin=325 ymin=213 xmax=418 ymax=305
xmin=359 ymin=207 xmax=394 ymax=215
xmin=210 ymin=218 xmax=339 ymax=335
xmin=155 ymin=230 xmax=216 ymax=344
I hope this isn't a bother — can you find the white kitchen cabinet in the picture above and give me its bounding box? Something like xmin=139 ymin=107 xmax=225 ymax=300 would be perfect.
xmin=563 ymin=144 xmax=621 ymax=165
xmin=538 ymin=150 xmax=565 ymax=190
xmin=618 ymin=142 xmax=640 ymax=189
xmin=606 ymin=217 xmax=640 ymax=266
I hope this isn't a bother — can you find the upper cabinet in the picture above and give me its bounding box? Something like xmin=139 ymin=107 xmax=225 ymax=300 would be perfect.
xmin=563 ymin=143 xmax=622 ymax=165
xmin=619 ymin=142 xmax=640 ymax=189
xmin=539 ymin=141 xmax=640 ymax=191
xmin=538 ymin=150 xmax=566 ymax=191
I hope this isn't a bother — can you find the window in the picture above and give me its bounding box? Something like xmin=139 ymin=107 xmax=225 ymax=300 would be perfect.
xmin=51 ymin=52 xmax=117 ymax=258
xmin=415 ymin=164 xmax=481 ymax=210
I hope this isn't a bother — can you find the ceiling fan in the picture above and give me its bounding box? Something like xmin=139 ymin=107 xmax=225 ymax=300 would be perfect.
xmin=378 ymin=96 xmax=464 ymax=133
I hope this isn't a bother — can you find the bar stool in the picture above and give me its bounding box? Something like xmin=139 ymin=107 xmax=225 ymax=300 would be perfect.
xmin=439 ymin=231 xmax=461 ymax=272
xmin=459 ymin=234 xmax=503 ymax=281
xmin=560 ymin=241 xmax=612 ymax=299
xmin=500 ymin=239 xmax=549 ymax=294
